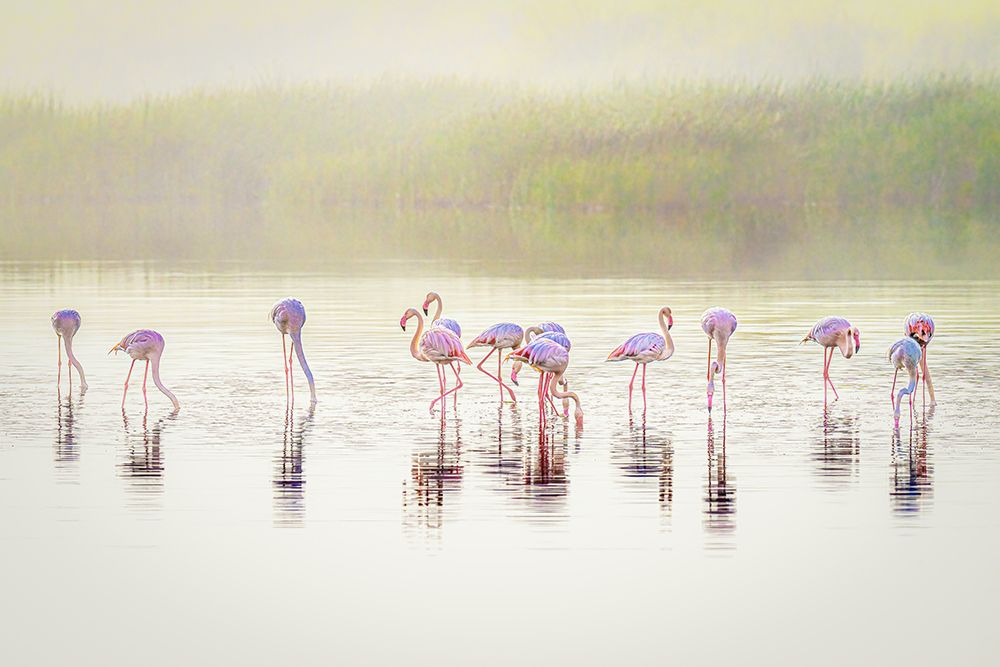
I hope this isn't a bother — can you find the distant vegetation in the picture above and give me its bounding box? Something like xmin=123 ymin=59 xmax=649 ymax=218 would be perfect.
xmin=2 ymin=77 xmax=998 ymax=276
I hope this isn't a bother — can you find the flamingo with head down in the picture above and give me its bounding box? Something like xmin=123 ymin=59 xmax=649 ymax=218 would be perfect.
xmin=468 ymin=323 xmax=523 ymax=402
xmin=401 ymin=307 xmax=471 ymax=413
xmin=51 ymin=309 xmax=87 ymax=391
xmin=508 ymin=338 xmax=583 ymax=426
xmin=270 ymin=298 xmax=317 ymax=405
xmin=606 ymin=306 xmax=674 ymax=412
xmin=510 ymin=322 xmax=568 ymax=388
xmin=801 ymin=316 xmax=861 ymax=403
xmin=889 ymin=337 xmax=922 ymax=428
xmin=701 ymin=307 xmax=737 ymax=413
xmin=109 ymin=329 xmax=180 ymax=412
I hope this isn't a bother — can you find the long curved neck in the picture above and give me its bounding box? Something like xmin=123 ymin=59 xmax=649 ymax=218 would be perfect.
xmin=290 ymin=331 xmax=317 ymax=403
xmin=658 ymin=312 xmax=675 ymax=361
xmin=714 ymin=333 xmax=728 ymax=370
xmin=150 ymin=355 xmax=180 ymax=411
xmin=431 ymin=297 xmax=443 ymax=323
xmin=525 ymin=326 xmax=542 ymax=344
xmin=895 ymin=368 xmax=919 ymax=416
xmin=409 ymin=313 xmax=426 ymax=361
xmin=549 ymin=370 xmax=582 ymax=415
xmin=839 ymin=330 xmax=854 ymax=358
xmin=63 ymin=334 xmax=87 ymax=387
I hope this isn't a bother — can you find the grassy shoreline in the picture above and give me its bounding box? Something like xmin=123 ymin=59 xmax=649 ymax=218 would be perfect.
xmin=2 ymin=77 xmax=998 ymax=276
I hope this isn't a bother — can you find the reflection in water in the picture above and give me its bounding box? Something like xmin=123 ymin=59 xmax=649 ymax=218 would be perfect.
xmin=705 ymin=415 xmax=736 ymax=548
xmin=120 ymin=409 xmax=174 ymax=510
xmin=812 ymin=408 xmax=860 ymax=487
xmin=273 ymin=404 xmax=315 ymax=527
xmin=891 ymin=406 xmax=935 ymax=516
xmin=612 ymin=413 xmax=674 ymax=520
xmin=54 ymin=389 xmax=81 ymax=482
xmin=403 ymin=415 xmax=464 ymax=536
xmin=517 ymin=423 xmax=569 ymax=518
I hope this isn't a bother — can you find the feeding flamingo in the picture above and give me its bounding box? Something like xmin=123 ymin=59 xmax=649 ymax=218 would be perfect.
xmin=904 ymin=312 xmax=936 ymax=405
xmin=468 ymin=323 xmax=523 ymax=402
xmin=270 ymin=298 xmax=317 ymax=405
xmin=51 ymin=309 xmax=87 ymax=391
xmin=889 ymin=337 xmax=922 ymax=428
xmin=606 ymin=306 xmax=675 ymax=411
xmin=109 ymin=329 xmax=180 ymax=411
xmin=800 ymin=316 xmax=861 ymax=403
xmin=508 ymin=338 xmax=583 ymax=425
xmin=401 ymin=307 xmax=472 ymax=413
xmin=702 ymin=307 xmax=737 ymax=413
xmin=510 ymin=322 xmax=568 ymax=386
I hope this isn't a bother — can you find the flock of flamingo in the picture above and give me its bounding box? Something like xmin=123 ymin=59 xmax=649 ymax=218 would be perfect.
xmin=50 ymin=293 xmax=937 ymax=428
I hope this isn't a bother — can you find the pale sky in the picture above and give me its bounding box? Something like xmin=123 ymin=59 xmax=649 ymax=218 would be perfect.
xmin=3 ymin=1 xmax=998 ymax=101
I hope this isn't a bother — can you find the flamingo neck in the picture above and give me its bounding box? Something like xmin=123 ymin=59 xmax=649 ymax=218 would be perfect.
xmin=63 ymin=334 xmax=88 ymax=388
xmin=431 ymin=297 xmax=443 ymax=323
xmin=150 ymin=355 xmax=180 ymax=411
xmin=549 ymin=370 xmax=583 ymax=420
xmin=839 ymin=329 xmax=854 ymax=358
xmin=658 ymin=311 xmax=675 ymax=361
xmin=894 ymin=370 xmax=918 ymax=417
xmin=524 ymin=326 xmax=543 ymax=344
xmin=409 ymin=313 xmax=426 ymax=361
xmin=290 ymin=331 xmax=317 ymax=403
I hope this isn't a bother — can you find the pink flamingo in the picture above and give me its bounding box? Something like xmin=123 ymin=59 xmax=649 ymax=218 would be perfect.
xmin=606 ymin=306 xmax=675 ymax=411
xmin=800 ymin=316 xmax=861 ymax=403
xmin=702 ymin=307 xmax=737 ymax=413
xmin=109 ymin=330 xmax=180 ymax=411
xmin=270 ymin=298 xmax=317 ymax=405
xmin=889 ymin=337 xmax=922 ymax=428
xmin=510 ymin=322 xmax=568 ymax=386
xmin=51 ymin=309 xmax=87 ymax=391
xmin=508 ymin=338 xmax=583 ymax=426
xmin=468 ymin=323 xmax=523 ymax=402
xmin=904 ymin=312 xmax=936 ymax=405
xmin=422 ymin=291 xmax=462 ymax=337
xmin=401 ymin=307 xmax=472 ymax=413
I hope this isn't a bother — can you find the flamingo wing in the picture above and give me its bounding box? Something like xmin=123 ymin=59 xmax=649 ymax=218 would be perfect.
xmin=536 ymin=322 xmax=566 ymax=334
xmin=433 ymin=318 xmax=462 ymax=338
xmin=470 ymin=322 xmax=524 ymax=349
xmin=607 ymin=332 xmax=664 ymax=361
xmin=421 ymin=328 xmax=471 ymax=364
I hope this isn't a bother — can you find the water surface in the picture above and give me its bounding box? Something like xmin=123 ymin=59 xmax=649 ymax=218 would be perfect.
xmin=1 ymin=262 xmax=998 ymax=665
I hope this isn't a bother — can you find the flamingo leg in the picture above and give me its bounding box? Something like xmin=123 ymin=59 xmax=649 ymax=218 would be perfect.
xmin=430 ymin=364 xmax=446 ymax=413
xmin=891 ymin=368 xmax=899 ymax=411
xmin=706 ymin=338 xmax=713 ymax=410
xmin=824 ymin=347 xmax=840 ymax=401
xmin=57 ymin=336 xmax=62 ymax=387
xmin=282 ymin=334 xmax=290 ymax=401
xmin=536 ymin=372 xmax=545 ymax=425
xmin=142 ymin=360 xmax=149 ymax=409
xmin=628 ymin=363 xmax=639 ymax=410
xmin=641 ymin=363 xmax=647 ymax=411
xmin=823 ymin=347 xmax=828 ymax=404
xmin=544 ymin=372 xmax=561 ymax=417
xmin=122 ymin=359 xmax=136 ymax=410
xmin=499 ymin=351 xmax=515 ymax=402
xmin=476 ymin=347 xmax=516 ymax=402
xmin=288 ymin=342 xmax=295 ymax=404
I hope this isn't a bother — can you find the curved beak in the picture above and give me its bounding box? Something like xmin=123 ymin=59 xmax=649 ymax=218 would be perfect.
xmin=854 ymin=333 xmax=861 ymax=353
xmin=399 ymin=318 xmax=407 ymax=331
xmin=421 ymin=305 xmax=429 ymax=316
xmin=668 ymin=316 xmax=674 ymax=331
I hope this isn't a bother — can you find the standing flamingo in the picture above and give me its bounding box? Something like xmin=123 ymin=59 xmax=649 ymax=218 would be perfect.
xmin=51 ymin=309 xmax=87 ymax=391
xmin=401 ymin=307 xmax=472 ymax=413
xmin=468 ymin=323 xmax=523 ymax=402
xmin=422 ymin=291 xmax=462 ymax=337
xmin=109 ymin=330 xmax=180 ymax=411
xmin=270 ymin=298 xmax=317 ymax=405
xmin=508 ymin=338 xmax=583 ymax=425
xmin=904 ymin=313 xmax=936 ymax=405
xmin=800 ymin=316 xmax=861 ymax=403
xmin=889 ymin=337 xmax=922 ymax=428
xmin=702 ymin=307 xmax=737 ymax=413
xmin=606 ymin=306 xmax=675 ymax=411
xmin=510 ymin=322 xmax=568 ymax=386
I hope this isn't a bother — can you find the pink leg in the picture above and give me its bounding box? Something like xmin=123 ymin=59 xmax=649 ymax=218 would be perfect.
xmin=476 ymin=347 xmax=517 ymax=402
xmin=890 ymin=368 xmax=898 ymax=410
xmin=122 ymin=359 xmax=137 ymax=410
xmin=282 ymin=335 xmax=290 ymax=401
xmin=288 ymin=343 xmax=295 ymax=404
xmin=536 ymin=373 xmax=546 ymax=425
xmin=446 ymin=363 xmax=464 ymax=409
xmin=57 ymin=337 xmax=62 ymax=387
xmin=142 ymin=360 xmax=149 ymax=409
xmin=430 ymin=364 xmax=446 ymax=412
xmin=641 ymin=363 xmax=647 ymax=411
xmin=825 ymin=347 xmax=840 ymax=401
xmin=544 ymin=373 xmax=561 ymax=416
xmin=628 ymin=363 xmax=639 ymax=410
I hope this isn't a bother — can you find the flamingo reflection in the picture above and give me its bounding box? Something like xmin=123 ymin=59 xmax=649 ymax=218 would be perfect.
xmin=54 ymin=388 xmax=80 ymax=481
xmin=890 ymin=406 xmax=934 ymax=516
xmin=273 ymin=404 xmax=315 ymax=526
xmin=812 ymin=408 xmax=860 ymax=487
xmin=612 ymin=413 xmax=674 ymax=519
xmin=704 ymin=415 xmax=736 ymax=547
xmin=403 ymin=415 xmax=464 ymax=535
xmin=120 ymin=409 xmax=175 ymax=509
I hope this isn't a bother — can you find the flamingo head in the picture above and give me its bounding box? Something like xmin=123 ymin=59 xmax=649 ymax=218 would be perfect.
xmin=400 ymin=307 xmax=420 ymax=331
xmin=660 ymin=306 xmax=673 ymax=330
xmin=421 ymin=291 xmax=439 ymax=316
xmin=852 ymin=328 xmax=861 ymax=353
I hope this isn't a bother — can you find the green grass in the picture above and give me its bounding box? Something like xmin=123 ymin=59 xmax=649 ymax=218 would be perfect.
xmin=2 ymin=77 xmax=998 ymax=276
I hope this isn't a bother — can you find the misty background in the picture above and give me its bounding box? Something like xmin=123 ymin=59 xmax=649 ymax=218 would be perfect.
xmin=2 ymin=1 xmax=998 ymax=276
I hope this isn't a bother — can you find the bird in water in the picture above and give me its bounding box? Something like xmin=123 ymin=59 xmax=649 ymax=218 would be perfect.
xmin=51 ymin=309 xmax=87 ymax=391
xmin=701 ymin=307 xmax=737 ymax=413
xmin=606 ymin=306 xmax=675 ymax=412
xmin=468 ymin=323 xmax=523 ymax=402
xmin=401 ymin=307 xmax=472 ymax=414
xmin=904 ymin=312 xmax=936 ymax=405
xmin=422 ymin=291 xmax=462 ymax=338
xmin=800 ymin=316 xmax=861 ymax=403
xmin=270 ymin=298 xmax=317 ymax=405
xmin=508 ymin=338 xmax=583 ymax=426
xmin=888 ymin=337 xmax=922 ymax=428
xmin=109 ymin=329 xmax=180 ymax=411
xmin=510 ymin=322 xmax=568 ymax=387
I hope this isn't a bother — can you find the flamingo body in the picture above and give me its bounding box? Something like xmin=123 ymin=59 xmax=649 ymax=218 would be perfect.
xmin=509 ymin=339 xmax=582 ymax=423
xmin=802 ymin=316 xmax=860 ymax=403
xmin=420 ymin=327 xmax=471 ymax=364
xmin=469 ymin=323 xmax=522 ymax=350
xmin=109 ymin=329 xmax=179 ymax=410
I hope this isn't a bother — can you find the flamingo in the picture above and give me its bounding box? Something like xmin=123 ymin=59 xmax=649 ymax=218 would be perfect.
xmin=468 ymin=323 xmax=523 ymax=402
xmin=702 ymin=307 xmax=737 ymax=413
xmin=889 ymin=337 xmax=922 ymax=428
xmin=800 ymin=316 xmax=861 ymax=403
xmin=109 ymin=330 xmax=180 ymax=411
xmin=508 ymin=338 xmax=583 ymax=425
xmin=422 ymin=291 xmax=462 ymax=337
xmin=51 ymin=309 xmax=87 ymax=391
xmin=270 ymin=298 xmax=317 ymax=405
xmin=400 ymin=307 xmax=472 ymax=413
xmin=904 ymin=312 xmax=936 ymax=405
xmin=510 ymin=322 xmax=568 ymax=386
xmin=606 ymin=306 xmax=675 ymax=411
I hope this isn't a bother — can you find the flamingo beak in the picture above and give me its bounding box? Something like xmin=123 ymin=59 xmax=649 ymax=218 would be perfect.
xmin=399 ymin=318 xmax=407 ymax=331
xmin=854 ymin=332 xmax=861 ymax=353
xmin=668 ymin=316 xmax=674 ymax=330
xmin=421 ymin=303 xmax=429 ymax=316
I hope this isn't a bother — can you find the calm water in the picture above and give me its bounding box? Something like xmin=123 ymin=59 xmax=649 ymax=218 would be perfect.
xmin=1 ymin=262 xmax=998 ymax=665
